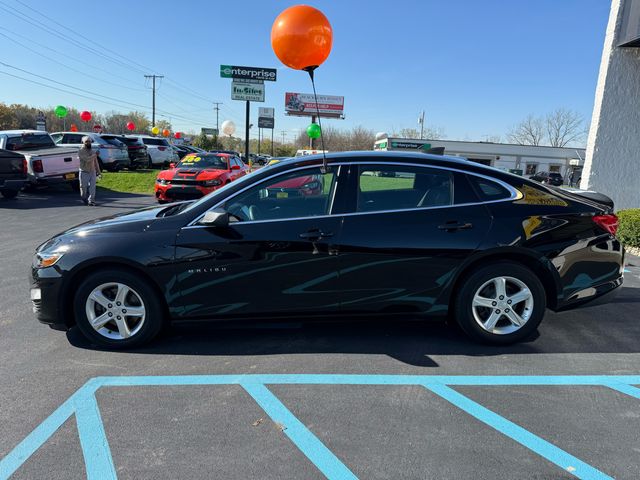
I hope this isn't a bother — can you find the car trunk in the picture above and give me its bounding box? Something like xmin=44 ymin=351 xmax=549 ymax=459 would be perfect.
xmin=0 ymin=149 xmax=26 ymax=177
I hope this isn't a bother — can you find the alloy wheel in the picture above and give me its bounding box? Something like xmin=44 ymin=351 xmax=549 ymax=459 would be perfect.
xmin=471 ymin=276 xmax=534 ymax=335
xmin=85 ymin=282 xmax=146 ymax=340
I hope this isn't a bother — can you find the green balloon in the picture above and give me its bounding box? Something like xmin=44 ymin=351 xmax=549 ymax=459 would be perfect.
xmin=54 ymin=105 xmax=68 ymax=118
xmin=307 ymin=123 xmax=321 ymax=139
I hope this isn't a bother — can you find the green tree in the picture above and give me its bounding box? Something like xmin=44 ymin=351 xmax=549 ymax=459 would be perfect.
xmin=0 ymin=103 xmax=18 ymax=129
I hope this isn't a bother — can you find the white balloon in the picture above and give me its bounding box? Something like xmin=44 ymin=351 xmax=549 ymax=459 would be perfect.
xmin=221 ymin=120 xmax=236 ymax=136
xmin=375 ymin=132 xmax=388 ymax=141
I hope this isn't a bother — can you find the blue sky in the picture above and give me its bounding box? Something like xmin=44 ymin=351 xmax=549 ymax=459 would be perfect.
xmin=0 ymin=0 xmax=610 ymax=142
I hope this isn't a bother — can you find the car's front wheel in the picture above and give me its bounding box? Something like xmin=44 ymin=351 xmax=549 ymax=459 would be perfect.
xmin=453 ymin=262 xmax=546 ymax=344
xmin=73 ymin=269 xmax=164 ymax=349
xmin=0 ymin=188 xmax=19 ymax=199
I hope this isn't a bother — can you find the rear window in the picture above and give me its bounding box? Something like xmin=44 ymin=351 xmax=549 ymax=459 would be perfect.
xmin=467 ymin=175 xmax=512 ymax=201
xmin=113 ymin=137 xmax=141 ymax=146
xmin=101 ymin=137 xmax=125 ymax=147
xmin=6 ymin=133 xmax=55 ymax=151
xmin=142 ymin=138 xmax=169 ymax=146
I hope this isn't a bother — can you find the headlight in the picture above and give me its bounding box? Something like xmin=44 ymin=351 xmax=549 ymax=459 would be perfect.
xmin=203 ymin=179 xmax=222 ymax=186
xmin=34 ymin=252 xmax=64 ymax=268
xmin=156 ymin=178 xmax=169 ymax=185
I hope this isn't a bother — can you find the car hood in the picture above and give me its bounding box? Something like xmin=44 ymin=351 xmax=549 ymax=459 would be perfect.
xmin=37 ymin=203 xmax=189 ymax=252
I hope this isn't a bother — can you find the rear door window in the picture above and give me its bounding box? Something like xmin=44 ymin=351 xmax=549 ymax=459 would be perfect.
xmin=357 ymin=165 xmax=452 ymax=212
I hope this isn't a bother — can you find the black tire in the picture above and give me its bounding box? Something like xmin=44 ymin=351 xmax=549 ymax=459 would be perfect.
xmin=453 ymin=262 xmax=546 ymax=345
xmin=73 ymin=269 xmax=165 ymax=349
xmin=0 ymin=188 xmax=19 ymax=199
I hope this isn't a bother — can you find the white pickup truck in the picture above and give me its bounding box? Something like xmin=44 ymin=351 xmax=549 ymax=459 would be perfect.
xmin=0 ymin=130 xmax=80 ymax=189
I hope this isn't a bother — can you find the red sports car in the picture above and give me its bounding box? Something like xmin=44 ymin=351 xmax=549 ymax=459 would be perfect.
xmin=155 ymin=153 xmax=248 ymax=203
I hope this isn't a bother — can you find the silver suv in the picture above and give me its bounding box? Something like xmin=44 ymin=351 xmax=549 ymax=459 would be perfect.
xmin=51 ymin=132 xmax=130 ymax=171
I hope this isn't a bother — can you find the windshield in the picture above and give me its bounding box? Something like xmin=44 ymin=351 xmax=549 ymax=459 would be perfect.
xmin=6 ymin=133 xmax=55 ymax=151
xmin=178 ymin=154 xmax=228 ymax=169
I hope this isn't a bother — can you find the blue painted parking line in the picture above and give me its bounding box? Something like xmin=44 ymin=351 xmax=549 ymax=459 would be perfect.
xmin=242 ymin=383 xmax=357 ymax=480
xmin=2 ymin=375 xmax=639 ymax=480
xmin=426 ymin=384 xmax=612 ymax=480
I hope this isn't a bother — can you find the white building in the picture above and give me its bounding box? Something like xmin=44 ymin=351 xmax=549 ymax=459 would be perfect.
xmin=374 ymin=137 xmax=585 ymax=179
xmin=582 ymin=0 xmax=640 ymax=210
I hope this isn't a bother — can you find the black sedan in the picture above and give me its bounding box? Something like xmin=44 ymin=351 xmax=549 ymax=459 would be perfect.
xmin=31 ymin=151 xmax=624 ymax=349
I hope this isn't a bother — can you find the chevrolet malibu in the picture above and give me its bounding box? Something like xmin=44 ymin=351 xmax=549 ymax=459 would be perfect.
xmin=31 ymin=151 xmax=624 ymax=349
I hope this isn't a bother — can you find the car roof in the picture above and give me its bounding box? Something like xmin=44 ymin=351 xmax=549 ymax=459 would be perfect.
xmin=1 ymin=129 xmax=50 ymax=135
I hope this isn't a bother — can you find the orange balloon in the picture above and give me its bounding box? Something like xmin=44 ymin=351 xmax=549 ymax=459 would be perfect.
xmin=162 ymin=129 xmax=170 ymax=137
xmin=271 ymin=5 xmax=332 ymax=71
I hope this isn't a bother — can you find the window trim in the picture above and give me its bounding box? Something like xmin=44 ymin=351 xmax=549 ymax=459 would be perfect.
xmin=185 ymin=161 xmax=522 ymax=228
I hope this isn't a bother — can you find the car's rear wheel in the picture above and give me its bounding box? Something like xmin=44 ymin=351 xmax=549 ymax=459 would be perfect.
xmin=453 ymin=262 xmax=546 ymax=344
xmin=73 ymin=269 xmax=164 ymax=349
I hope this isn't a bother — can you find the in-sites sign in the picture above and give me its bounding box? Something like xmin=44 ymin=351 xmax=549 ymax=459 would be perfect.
xmin=220 ymin=65 xmax=277 ymax=82
xmin=231 ymin=82 xmax=265 ymax=102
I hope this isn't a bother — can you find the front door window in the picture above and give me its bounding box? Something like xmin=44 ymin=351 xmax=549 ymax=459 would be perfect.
xmin=223 ymin=167 xmax=337 ymax=222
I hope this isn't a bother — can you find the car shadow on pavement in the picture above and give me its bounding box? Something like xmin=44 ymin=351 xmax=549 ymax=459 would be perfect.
xmin=66 ymin=286 xmax=640 ymax=367
xmin=0 ymin=184 xmax=154 ymax=210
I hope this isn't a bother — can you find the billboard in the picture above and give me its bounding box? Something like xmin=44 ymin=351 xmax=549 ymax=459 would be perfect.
xmin=284 ymin=92 xmax=344 ymax=118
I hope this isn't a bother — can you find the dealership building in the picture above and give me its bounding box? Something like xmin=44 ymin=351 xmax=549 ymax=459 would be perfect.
xmin=374 ymin=137 xmax=585 ymax=179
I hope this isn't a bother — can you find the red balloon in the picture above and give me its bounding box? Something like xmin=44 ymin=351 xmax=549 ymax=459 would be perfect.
xmin=174 ymin=132 xmax=182 ymax=139
xmin=271 ymin=5 xmax=333 ymax=70
xmin=126 ymin=121 xmax=135 ymax=131
xmin=162 ymin=129 xmax=170 ymax=137
xmin=80 ymin=111 xmax=92 ymax=122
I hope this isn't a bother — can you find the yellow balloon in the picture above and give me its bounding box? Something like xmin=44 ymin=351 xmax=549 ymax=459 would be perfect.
xmin=151 ymin=126 xmax=160 ymax=135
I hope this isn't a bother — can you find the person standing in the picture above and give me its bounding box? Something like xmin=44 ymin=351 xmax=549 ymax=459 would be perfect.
xmin=568 ymin=170 xmax=575 ymax=187
xmin=78 ymin=136 xmax=101 ymax=206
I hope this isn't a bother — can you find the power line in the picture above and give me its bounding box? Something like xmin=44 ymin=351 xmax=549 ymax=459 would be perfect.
xmin=0 ymin=63 xmax=212 ymax=125
xmin=0 ymin=31 xmax=146 ymax=93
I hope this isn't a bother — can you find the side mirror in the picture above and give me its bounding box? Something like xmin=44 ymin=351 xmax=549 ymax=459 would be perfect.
xmin=230 ymin=164 xmax=241 ymax=171
xmin=169 ymin=162 xmax=176 ymax=169
xmin=199 ymin=208 xmax=229 ymax=227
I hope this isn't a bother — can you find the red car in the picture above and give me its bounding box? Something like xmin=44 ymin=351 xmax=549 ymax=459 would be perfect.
xmin=266 ymin=174 xmax=324 ymax=198
xmin=155 ymin=153 xmax=248 ymax=203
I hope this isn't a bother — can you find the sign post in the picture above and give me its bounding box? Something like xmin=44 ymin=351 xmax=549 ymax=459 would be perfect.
xmin=258 ymin=107 xmax=275 ymax=156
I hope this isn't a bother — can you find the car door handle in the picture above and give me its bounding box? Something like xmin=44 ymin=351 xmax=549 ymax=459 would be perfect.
xmin=299 ymin=230 xmax=334 ymax=240
xmin=438 ymin=222 xmax=473 ymax=231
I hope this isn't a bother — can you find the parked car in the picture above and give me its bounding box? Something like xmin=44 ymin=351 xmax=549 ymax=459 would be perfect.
xmin=101 ymin=135 xmax=149 ymax=169
xmin=31 ymin=151 xmax=624 ymax=349
xmin=0 ymin=130 xmax=79 ymax=189
xmin=126 ymin=135 xmax=179 ymax=167
xmin=530 ymin=171 xmax=564 ymax=186
xmin=154 ymin=152 xmax=249 ymax=203
xmin=171 ymin=144 xmax=192 ymax=160
xmin=51 ymin=132 xmax=130 ymax=172
xmin=0 ymin=149 xmax=28 ymax=198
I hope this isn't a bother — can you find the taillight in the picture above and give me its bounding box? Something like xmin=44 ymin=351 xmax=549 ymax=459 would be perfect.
xmin=593 ymin=214 xmax=618 ymax=235
xmin=33 ymin=159 xmax=43 ymax=173
xmin=22 ymin=158 xmax=28 ymax=175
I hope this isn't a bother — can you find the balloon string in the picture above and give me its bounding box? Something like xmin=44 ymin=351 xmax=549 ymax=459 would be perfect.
xmin=306 ymin=67 xmax=328 ymax=173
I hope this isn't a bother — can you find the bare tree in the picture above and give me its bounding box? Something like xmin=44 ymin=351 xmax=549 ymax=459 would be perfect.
xmin=507 ymin=115 xmax=545 ymax=146
xmin=545 ymin=108 xmax=584 ymax=147
xmin=395 ymin=127 xmax=445 ymax=140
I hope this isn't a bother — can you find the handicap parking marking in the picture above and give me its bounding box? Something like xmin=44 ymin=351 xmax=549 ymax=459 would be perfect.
xmin=2 ymin=375 xmax=640 ymax=480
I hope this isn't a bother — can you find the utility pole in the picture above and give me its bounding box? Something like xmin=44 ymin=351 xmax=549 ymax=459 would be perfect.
xmin=213 ymin=102 xmax=222 ymax=148
xmin=144 ymin=75 xmax=164 ymax=127
xmin=281 ymin=130 xmax=287 ymax=144
xmin=419 ymin=110 xmax=425 ymax=139
xmin=212 ymin=102 xmax=222 ymax=133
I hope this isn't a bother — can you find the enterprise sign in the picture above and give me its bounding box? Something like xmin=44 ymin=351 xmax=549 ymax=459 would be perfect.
xmin=220 ymin=65 xmax=277 ymax=82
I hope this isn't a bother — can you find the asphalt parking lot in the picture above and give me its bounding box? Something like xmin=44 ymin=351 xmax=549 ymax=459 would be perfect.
xmin=1 ymin=186 xmax=639 ymax=480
